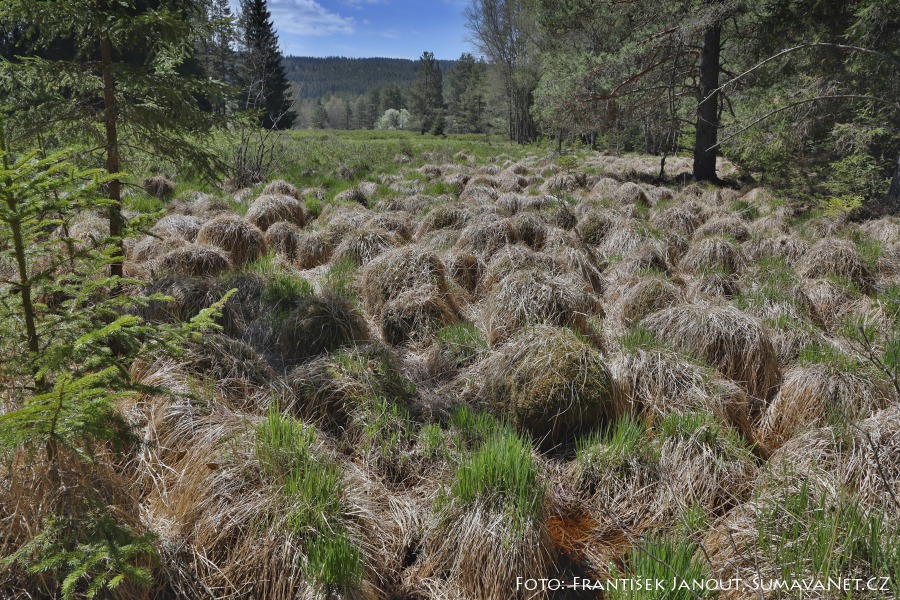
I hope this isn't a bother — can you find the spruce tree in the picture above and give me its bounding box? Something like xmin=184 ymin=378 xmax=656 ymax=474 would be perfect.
xmin=0 ymin=0 xmax=228 ymax=279
xmin=238 ymin=0 xmax=296 ymax=129
xmin=411 ymin=51 xmax=444 ymax=133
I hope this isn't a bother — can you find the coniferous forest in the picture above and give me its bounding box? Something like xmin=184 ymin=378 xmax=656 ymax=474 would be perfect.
xmin=1 ymin=0 xmax=900 ymax=598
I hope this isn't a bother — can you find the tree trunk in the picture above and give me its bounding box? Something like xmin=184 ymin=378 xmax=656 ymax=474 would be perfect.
xmin=100 ymin=35 xmax=124 ymax=280
xmin=693 ymin=11 xmax=722 ymax=183
xmin=888 ymin=153 xmax=900 ymax=205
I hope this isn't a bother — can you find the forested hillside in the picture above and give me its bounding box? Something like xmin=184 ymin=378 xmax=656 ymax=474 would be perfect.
xmin=284 ymin=56 xmax=458 ymax=99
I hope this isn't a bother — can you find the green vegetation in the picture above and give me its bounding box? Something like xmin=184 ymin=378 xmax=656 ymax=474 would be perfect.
xmin=450 ymin=425 xmax=544 ymax=534
xmin=255 ymin=406 xmax=362 ymax=594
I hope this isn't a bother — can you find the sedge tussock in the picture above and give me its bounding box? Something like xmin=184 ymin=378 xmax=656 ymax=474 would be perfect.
xmin=607 ymin=276 xmax=682 ymax=326
xmin=453 ymin=217 xmax=515 ymax=260
xmin=359 ymin=246 xmax=455 ymax=315
xmin=743 ymin=234 xmax=811 ymax=264
xmin=264 ymin=220 xmax=302 ymax=258
xmin=196 ymin=214 xmax=267 ymax=268
xmin=482 ymin=269 xmax=598 ymax=346
xmin=610 ymin=348 xmax=751 ymax=434
xmin=262 ymin=178 xmax=301 ymax=199
xmin=142 ymin=174 xmax=175 ymax=199
xmin=150 ymin=214 xmax=202 ymax=242
xmin=640 ymin=302 xmax=781 ymax=401
xmin=415 ymin=204 xmax=471 ymax=238
xmin=798 ymin=238 xmax=875 ymax=294
xmin=158 ymin=243 xmax=232 ymax=277
xmin=245 ymin=193 xmax=306 ymax=231
xmin=650 ymin=204 xmax=704 ymax=236
xmin=693 ymin=215 xmax=750 ymax=242
xmin=480 ymin=326 xmax=619 ymax=443
xmin=760 ymin=363 xmax=892 ymax=450
xmin=366 ymin=211 xmax=414 ymax=241
xmin=295 ymin=229 xmax=335 ymax=269
xmin=331 ymin=228 xmax=402 ymax=266
xmin=679 ymin=235 xmax=747 ymax=274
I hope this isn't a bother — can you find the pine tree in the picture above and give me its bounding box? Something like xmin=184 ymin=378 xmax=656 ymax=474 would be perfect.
xmin=238 ymin=0 xmax=296 ymax=129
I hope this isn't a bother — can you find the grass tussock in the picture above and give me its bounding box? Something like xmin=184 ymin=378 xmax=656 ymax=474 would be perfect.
xmin=245 ymin=193 xmax=306 ymax=231
xmin=482 ymin=269 xmax=598 ymax=345
xmin=158 ymin=243 xmax=232 ymax=277
xmin=481 ymin=325 xmax=619 ymax=443
xmin=641 ymin=302 xmax=781 ymax=401
xmin=196 ymin=214 xmax=267 ymax=267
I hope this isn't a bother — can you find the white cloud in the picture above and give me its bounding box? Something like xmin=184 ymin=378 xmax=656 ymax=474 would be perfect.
xmin=267 ymin=0 xmax=355 ymax=36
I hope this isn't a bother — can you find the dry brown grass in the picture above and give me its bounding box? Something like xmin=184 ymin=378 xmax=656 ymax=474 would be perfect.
xmin=688 ymin=271 xmax=741 ymax=300
xmin=608 ymin=276 xmax=682 ymax=326
xmin=359 ymin=246 xmax=454 ymax=314
xmin=295 ymin=229 xmax=335 ymax=269
xmin=381 ymin=286 xmax=461 ymax=346
xmin=264 ymin=221 xmax=302 ymax=258
xmin=332 ymin=228 xmax=401 ymax=266
xmin=166 ymin=192 xmax=229 ymax=218
xmin=366 ymin=211 xmax=413 ymax=241
xmin=158 ymin=244 xmax=232 ymax=277
xmin=760 ymin=363 xmax=892 ymax=450
xmin=614 ymin=182 xmax=649 ymax=206
xmin=641 ymin=302 xmax=782 ymax=400
xmin=480 ymin=245 xmax=559 ymax=292
xmin=679 ymin=235 xmax=747 ymax=274
xmin=245 ymin=193 xmax=306 ymax=231
xmin=610 ymin=349 xmax=752 ymax=433
xmin=195 ymin=214 xmax=267 ymax=267
xmin=454 ymin=217 xmax=515 ymax=260
xmin=334 ymin=186 xmax=370 ymax=206
xmin=142 ymin=174 xmax=175 ymax=199
xmin=415 ymin=204 xmax=471 ymax=239
xmin=575 ymin=209 xmax=618 ymax=245
xmin=262 ymin=178 xmax=301 ymax=199
xmin=279 ymin=294 xmax=370 ymax=365
xmin=150 ymin=214 xmax=202 ymax=242
xmin=482 ymin=269 xmax=598 ymax=346
xmin=743 ymin=234 xmax=811 ymax=264
xmin=798 ymin=238 xmax=875 ymax=293
xmin=693 ymin=215 xmax=750 ymax=242
xmin=651 ymin=204 xmax=705 ymax=236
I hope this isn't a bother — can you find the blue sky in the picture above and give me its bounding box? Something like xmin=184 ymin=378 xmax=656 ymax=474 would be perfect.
xmin=230 ymin=0 xmax=474 ymax=60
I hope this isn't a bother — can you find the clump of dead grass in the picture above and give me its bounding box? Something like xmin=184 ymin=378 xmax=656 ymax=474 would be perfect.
xmin=481 ymin=325 xmax=619 ymax=443
xmin=641 ymin=302 xmax=781 ymax=400
xmin=196 ymin=214 xmax=267 ymax=267
xmin=482 ymin=269 xmax=598 ymax=345
xmin=158 ymin=243 xmax=232 ymax=277
xmin=245 ymin=193 xmax=306 ymax=231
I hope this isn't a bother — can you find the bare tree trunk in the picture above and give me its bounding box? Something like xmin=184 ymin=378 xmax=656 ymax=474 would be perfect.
xmin=101 ymin=35 xmax=124 ymax=281
xmin=693 ymin=10 xmax=721 ymax=183
xmin=888 ymin=153 xmax=900 ymax=205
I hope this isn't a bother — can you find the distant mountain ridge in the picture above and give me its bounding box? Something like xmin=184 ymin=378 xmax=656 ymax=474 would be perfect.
xmin=283 ymin=56 xmax=458 ymax=99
